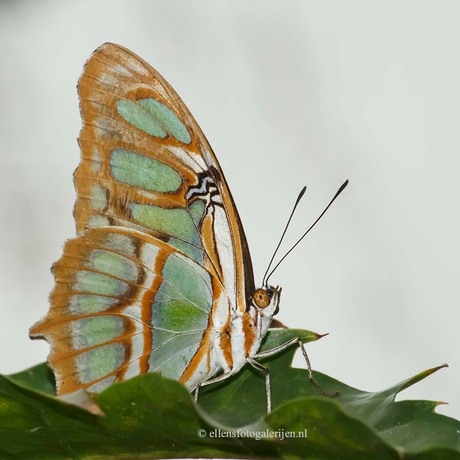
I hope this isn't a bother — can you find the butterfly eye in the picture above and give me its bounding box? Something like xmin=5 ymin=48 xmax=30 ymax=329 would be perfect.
xmin=253 ymin=288 xmax=270 ymax=309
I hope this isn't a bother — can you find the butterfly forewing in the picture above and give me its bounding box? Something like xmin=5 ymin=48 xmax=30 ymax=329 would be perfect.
xmin=30 ymin=43 xmax=256 ymax=394
xmin=76 ymin=43 xmax=254 ymax=303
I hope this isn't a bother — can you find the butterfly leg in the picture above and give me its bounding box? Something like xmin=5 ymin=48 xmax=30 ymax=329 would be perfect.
xmin=254 ymin=337 xmax=340 ymax=398
xmin=247 ymin=357 xmax=272 ymax=413
xmin=193 ymin=370 xmax=237 ymax=405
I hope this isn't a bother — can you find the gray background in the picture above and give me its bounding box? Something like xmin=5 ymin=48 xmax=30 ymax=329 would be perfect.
xmin=1 ymin=1 xmax=458 ymax=420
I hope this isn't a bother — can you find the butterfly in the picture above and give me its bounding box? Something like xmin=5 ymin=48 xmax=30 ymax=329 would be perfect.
xmin=30 ymin=43 xmax=342 ymax=412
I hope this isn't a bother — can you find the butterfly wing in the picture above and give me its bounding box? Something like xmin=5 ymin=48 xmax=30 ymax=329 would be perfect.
xmin=30 ymin=43 xmax=255 ymax=394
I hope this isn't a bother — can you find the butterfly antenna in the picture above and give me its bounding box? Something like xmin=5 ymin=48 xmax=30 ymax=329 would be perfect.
xmin=265 ymin=180 xmax=349 ymax=285
xmin=262 ymin=186 xmax=307 ymax=287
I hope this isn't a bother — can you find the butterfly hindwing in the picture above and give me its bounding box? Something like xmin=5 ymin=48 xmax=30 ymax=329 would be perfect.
xmin=31 ymin=226 xmax=220 ymax=394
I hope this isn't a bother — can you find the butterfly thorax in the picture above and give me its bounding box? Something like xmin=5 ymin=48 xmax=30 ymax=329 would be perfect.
xmin=184 ymin=285 xmax=281 ymax=389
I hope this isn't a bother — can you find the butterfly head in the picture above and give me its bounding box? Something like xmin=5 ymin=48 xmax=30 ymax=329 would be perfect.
xmin=252 ymin=285 xmax=281 ymax=317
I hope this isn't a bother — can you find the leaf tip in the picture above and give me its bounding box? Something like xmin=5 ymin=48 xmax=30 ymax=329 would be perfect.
xmin=394 ymin=363 xmax=450 ymax=395
xmin=317 ymin=332 xmax=330 ymax=339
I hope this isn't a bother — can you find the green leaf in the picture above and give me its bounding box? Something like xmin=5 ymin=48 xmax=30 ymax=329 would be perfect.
xmin=1 ymin=328 xmax=458 ymax=459
xmin=8 ymin=362 xmax=55 ymax=395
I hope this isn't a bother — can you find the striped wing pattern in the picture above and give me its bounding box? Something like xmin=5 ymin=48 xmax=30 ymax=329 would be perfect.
xmin=30 ymin=43 xmax=255 ymax=394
